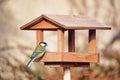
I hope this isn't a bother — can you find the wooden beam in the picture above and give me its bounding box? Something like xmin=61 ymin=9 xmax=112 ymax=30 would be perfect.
xmin=62 ymin=53 xmax=98 ymax=62
xmin=65 ymin=30 xmax=75 ymax=80
xmin=88 ymin=29 xmax=96 ymax=53
xmin=44 ymin=62 xmax=90 ymax=67
xmin=40 ymin=52 xmax=99 ymax=63
xmin=68 ymin=30 xmax=75 ymax=52
xmin=34 ymin=30 xmax=44 ymax=62
xmin=57 ymin=29 xmax=66 ymax=80
xmin=36 ymin=30 xmax=44 ymax=45
xmin=88 ymin=29 xmax=98 ymax=67
xmin=57 ymin=29 xmax=64 ymax=52
xmin=40 ymin=52 xmax=62 ymax=62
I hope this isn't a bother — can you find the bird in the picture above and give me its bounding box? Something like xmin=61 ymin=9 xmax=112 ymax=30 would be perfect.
xmin=26 ymin=41 xmax=47 ymax=67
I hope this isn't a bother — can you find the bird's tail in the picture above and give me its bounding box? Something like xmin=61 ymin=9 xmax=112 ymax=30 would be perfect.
xmin=26 ymin=58 xmax=36 ymax=67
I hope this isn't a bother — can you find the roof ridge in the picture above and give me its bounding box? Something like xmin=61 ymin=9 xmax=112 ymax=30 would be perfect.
xmin=42 ymin=14 xmax=67 ymax=29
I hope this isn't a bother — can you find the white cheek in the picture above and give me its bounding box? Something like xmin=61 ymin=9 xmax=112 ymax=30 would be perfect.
xmin=41 ymin=44 xmax=45 ymax=46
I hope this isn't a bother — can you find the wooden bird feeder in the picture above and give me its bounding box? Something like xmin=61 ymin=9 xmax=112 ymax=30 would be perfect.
xmin=20 ymin=14 xmax=111 ymax=67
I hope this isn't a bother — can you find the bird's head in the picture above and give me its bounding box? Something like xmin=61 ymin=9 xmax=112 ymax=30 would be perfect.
xmin=39 ymin=42 xmax=47 ymax=47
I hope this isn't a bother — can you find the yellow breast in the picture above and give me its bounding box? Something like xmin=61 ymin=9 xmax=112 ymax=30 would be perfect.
xmin=37 ymin=51 xmax=45 ymax=58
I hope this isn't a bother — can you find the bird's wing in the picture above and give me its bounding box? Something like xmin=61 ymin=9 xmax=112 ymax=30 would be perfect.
xmin=30 ymin=46 xmax=45 ymax=59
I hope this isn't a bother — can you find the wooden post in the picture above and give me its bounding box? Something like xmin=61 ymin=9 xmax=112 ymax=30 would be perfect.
xmin=57 ymin=29 xmax=65 ymax=80
xmin=35 ymin=30 xmax=44 ymax=62
xmin=63 ymin=30 xmax=75 ymax=80
xmin=36 ymin=30 xmax=44 ymax=45
xmin=68 ymin=30 xmax=75 ymax=52
xmin=87 ymin=29 xmax=96 ymax=66
xmin=88 ymin=29 xmax=96 ymax=53
xmin=63 ymin=67 xmax=71 ymax=80
xmin=57 ymin=29 xmax=64 ymax=52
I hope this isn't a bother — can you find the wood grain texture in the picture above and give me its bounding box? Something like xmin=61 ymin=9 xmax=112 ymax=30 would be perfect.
xmin=20 ymin=14 xmax=111 ymax=30
xmin=88 ymin=30 xmax=96 ymax=53
xmin=36 ymin=30 xmax=43 ymax=45
xmin=30 ymin=20 xmax=59 ymax=30
xmin=34 ymin=30 xmax=44 ymax=62
xmin=39 ymin=52 xmax=99 ymax=63
xmin=57 ymin=29 xmax=64 ymax=52
xmin=65 ymin=30 xmax=75 ymax=80
xmin=57 ymin=29 xmax=64 ymax=67
xmin=68 ymin=30 xmax=75 ymax=52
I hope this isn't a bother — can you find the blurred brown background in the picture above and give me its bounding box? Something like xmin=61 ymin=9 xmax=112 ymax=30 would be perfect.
xmin=0 ymin=0 xmax=120 ymax=80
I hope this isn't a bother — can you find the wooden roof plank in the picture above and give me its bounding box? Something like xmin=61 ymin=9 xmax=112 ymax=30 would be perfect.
xmin=20 ymin=14 xmax=111 ymax=30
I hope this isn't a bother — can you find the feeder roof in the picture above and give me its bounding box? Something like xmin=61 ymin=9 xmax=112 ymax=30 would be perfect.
xmin=20 ymin=14 xmax=111 ymax=30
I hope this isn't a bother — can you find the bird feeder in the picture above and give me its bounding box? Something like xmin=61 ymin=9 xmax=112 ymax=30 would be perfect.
xmin=20 ymin=14 xmax=111 ymax=79
xmin=20 ymin=14 xmax=111 ymax=67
